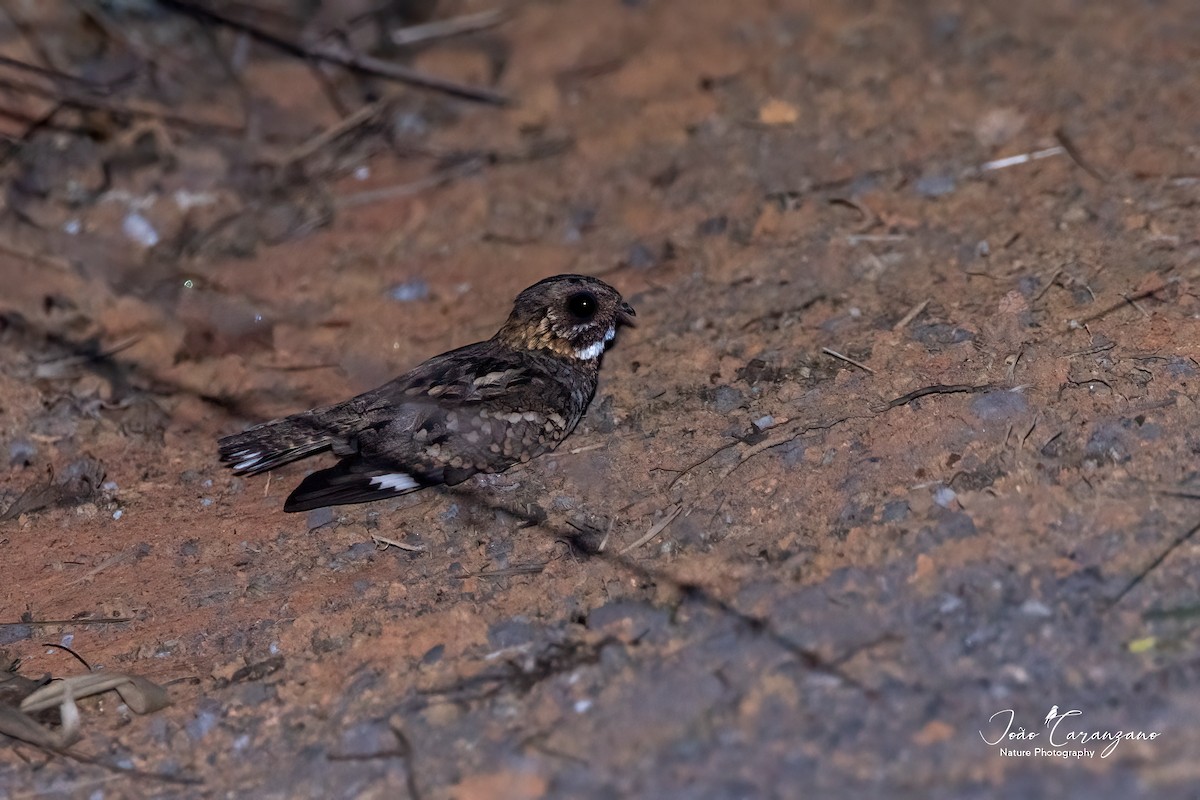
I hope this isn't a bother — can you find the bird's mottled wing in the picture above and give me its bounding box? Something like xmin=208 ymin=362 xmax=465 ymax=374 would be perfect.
xmin=282 ymin=345 xmax=591 ymax=511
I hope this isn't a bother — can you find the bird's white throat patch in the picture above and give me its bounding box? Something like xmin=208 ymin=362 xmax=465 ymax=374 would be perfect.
xmin=575 ymin=326 xmax=616 ymax=360
xmin=370 ymin=473 xmax=419 ymax=492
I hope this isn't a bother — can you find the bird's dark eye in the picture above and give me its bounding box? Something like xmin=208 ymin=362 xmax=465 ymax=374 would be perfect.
xmin=566 ymin=291 xmax=598 ymax=320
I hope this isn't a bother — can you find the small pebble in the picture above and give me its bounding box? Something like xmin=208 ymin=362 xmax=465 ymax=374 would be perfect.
xmin=306 ymin=506 xmax=335 ymax=531
xmin=625 ymin=241 xmax=657 ymax=269
xmin=915 ymin=173 xmax=957 ymax=198
xmin=1020 ymin=599 xmax=1053 ymax=618
xmin=939 ymin=595 xmax=964 ymax=614
xmin=112 ymin=509 xmax=124 ymax=520
xmin=388 ymin=280 xmax=430 ymax=303
xmin=933 ymin=486 xmax=957 ymax=508
xmin=122 ymin=212 xmax=160 ymax=247
xmin=8 ymin=439 xmax=36 ymax=466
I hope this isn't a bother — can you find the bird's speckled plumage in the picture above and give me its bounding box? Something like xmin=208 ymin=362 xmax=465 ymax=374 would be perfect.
xmin=218 ymin=274 xmax=633 ymax=512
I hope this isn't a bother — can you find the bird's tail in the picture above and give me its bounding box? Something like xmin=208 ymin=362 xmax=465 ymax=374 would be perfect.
xmin=218 ymin=412 xmax=340 ymax=476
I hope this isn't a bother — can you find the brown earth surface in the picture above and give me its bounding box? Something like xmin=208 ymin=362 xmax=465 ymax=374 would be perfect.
xmin=1 ymin=0 xmax=1199 ymax=797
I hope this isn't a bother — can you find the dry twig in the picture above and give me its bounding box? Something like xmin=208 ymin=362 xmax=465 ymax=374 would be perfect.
xmin=822 ymin=347 xmax=875 ymax=374
xmin=157 ymin=0 xmax=509 ymax=105
xmin=619 ymin=505 xmax=682 ymax=554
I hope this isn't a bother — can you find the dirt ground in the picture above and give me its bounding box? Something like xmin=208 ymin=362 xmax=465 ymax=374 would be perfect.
xmin=1 ymin=0 xmax=1198 ymax=797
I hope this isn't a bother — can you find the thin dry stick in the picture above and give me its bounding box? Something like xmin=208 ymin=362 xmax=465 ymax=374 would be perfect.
xmin=711 ymin=417 xmax=853 ymax=487
xmin=1032 ymin=268 xmax=1062 ymax=302
xmin=0 ymin=73 xmax=242 ymax=132
xmin=1109 ymin=519 xmax=1200 ymax=608
xmin=597 ymin=517 xmax=615 ymax=552
xmin=1073 ymin=285 xmax=1163 ymax=327
xmin=879 ymin=384 xmax=995 ymax=412
xmin=893 ymin=299 xmax=929 ymax=330
xmin=1055 ymin=127 xmax=1108 ymax=182
xmin=156 ymin=0 xmax=508 ymax=105
xmin=975 ymin=146 xmax=1064 ymax=174
xmin=0 ymin=53 xmax=123 ymax=90
xmin=822 ymin=347 xmax=875 ymax=374
xmin=619 ymin=505 xmax=682 ymax=554
xmin=371 ymin=534 xmax=426 ymax=553
xmin=335 ymin=158 xmax=484 ymax=209
xmin=65 ymin=549 xmax=137 ymax=587
xmin=280 ymin=95 xmax=392 ymax=167
xmin=390 ymin=8 xmax=508 ymax=47
xmin=0 ymin=617 xmax=130 ymax=626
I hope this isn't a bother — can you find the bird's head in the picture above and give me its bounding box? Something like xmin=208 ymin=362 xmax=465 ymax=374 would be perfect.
xmin=497 ymin=274 xmax=635 ymax=362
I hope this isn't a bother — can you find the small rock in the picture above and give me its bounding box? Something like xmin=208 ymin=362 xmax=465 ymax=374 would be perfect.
xmin=8 ymin=439 xmax=36 ymax=467
xmin=336 ymin=718 xmax=397 ymax=759
xmin=932 ymin=509 xmax=977 ymax=541
xmin=587 ymin=600 xmax=671 ymax=643
xmin=185 ymin=700 xmax=222 ymax=740
xmin=488 ymin=617 xmax=536 ymax=649
xmin=625 ymin=241 xmax=657 ymax=270
xmin=1084 ymin=425 xmax=1129 ymax=465
xmin=387 ymin=280 xmax=429 ymax=303
xmin=915 ymin=173 xmax=957 ymax=198
xmin=881 ymin=500 xmax=910 ymax=523
xmin=0 ymin=624 xmax=33 ymax=645
xmin=697 ymin=215 xmax=728 ymax=236
xmin=910 ymin=322 xmax=976 ymax=348
xmin=711 ymin=386 xmax=744 ymax=414
xmin=939 ymin=595 xmax=964 ymax=614
xmin=933 ymin=486 xmax=957 ymax=508
xmin=307 ymin=507 xmax=335 ymax=531
xmin=122 ymin=211 xmax=160 ymax=247
xmin=970 ymin=390 xmax=1029 ymax=422
xmin=1020 ymin=599 xmax=1053 ymax=618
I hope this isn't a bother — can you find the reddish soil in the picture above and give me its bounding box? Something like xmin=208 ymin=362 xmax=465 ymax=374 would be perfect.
xmin=1 ymin=0 xmax=1199 ymax=797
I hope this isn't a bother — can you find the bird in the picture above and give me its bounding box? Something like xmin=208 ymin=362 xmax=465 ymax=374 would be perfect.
xmin=218 ymin=274 xmax=634 ymax=512
xmin=1044 ymin=705 xmax=1059 ymax=726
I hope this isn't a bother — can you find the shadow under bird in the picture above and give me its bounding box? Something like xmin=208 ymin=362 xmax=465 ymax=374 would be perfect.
xmin=218 ymin=274 xmax=634 ymax=512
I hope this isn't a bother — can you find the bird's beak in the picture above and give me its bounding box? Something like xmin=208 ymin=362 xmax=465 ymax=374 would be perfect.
xmin=619 ymin=301 xmax=636 ymax=325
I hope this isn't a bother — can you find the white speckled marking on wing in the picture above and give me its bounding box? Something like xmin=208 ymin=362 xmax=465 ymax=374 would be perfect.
xmin=233 ymin=452 xmax=262 ymax=471
xmin=369 ymin=473 xmax=419 ymax=492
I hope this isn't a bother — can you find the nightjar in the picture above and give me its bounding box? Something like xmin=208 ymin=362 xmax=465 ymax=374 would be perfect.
xmin=218 ymin=274 xmax=634 ymax=512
